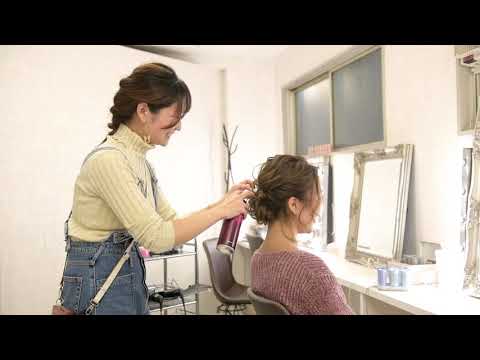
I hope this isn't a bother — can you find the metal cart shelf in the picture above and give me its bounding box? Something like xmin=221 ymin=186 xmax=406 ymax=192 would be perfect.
xmin=148 ymin=284 xmax=212 ymax=314
xmin=143 ymin=238 xmax=210 ymax=315
xmin=144 ymin=249 xmax=197 ymax=262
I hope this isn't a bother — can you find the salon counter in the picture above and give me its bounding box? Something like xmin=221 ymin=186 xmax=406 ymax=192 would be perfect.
xmin=235 ymin=241 xmax=480 ymax=315
xmin=365 ymin=283 xmax=480 ymax=315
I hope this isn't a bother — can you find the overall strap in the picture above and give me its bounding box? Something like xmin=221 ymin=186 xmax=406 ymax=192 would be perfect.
xmin=145 ymin=160 xmax=158 ymax=210
xmin=58 ymin=145 xmax=130 ymax=306
xmin=84 ymin=240 xmax=136 ymax=315
xmin=64 ymin=145 xmax=129 ymax=243
xmin=59 ymin=143 xmax=159 ymax=313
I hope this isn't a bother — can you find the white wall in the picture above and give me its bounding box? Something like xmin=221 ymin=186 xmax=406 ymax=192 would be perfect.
xmin=223 ymin=61 xmax=278 ymax=191
xmin=383 ymin=45 xmax=468 ymax=255
xmin=224 ymin=62 xmax=277 ymax=182
xmin=274 ymin=45 xmax=471 ymax=259
xmin=221 ymin=61 xmax=278 ymax=281
xmin=0 ymin=45 xmax=224 ymax=314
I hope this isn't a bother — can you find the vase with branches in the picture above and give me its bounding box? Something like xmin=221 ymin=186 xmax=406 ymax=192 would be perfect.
xmin=222 ymin=123 xmax=238 ymax=193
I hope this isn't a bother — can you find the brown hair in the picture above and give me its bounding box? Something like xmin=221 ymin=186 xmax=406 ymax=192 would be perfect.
xmin=248 ymin=155 xmax=321 ymax=226
xmin=108 ymin=62 xmax=192 ymax=135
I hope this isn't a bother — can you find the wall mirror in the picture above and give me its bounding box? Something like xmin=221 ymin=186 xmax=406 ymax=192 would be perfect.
xmin=295 ymin=156 xmax=334 ymax=250
xmin=345 ymin=144 xmax=414 ymax=267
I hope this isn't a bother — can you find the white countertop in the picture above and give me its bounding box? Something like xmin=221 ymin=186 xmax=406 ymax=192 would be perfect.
xmin=365 ymin=284 xmax=480 ymax=315
xmin=239 ymin=241 xmax=480 ymax=315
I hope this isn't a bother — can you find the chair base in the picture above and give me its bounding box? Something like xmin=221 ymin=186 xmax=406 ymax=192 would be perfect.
xmin=216 ymin=303 xmax=247 ymax=315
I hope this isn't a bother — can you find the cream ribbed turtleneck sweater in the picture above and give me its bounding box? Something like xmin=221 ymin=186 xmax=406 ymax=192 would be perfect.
xmin=67 ymin=123 xmax=177 ymax=252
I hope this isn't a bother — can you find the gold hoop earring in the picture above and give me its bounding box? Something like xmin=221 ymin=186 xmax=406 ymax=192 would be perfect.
xmin=143 ymin=121 xmax=152 ymax=144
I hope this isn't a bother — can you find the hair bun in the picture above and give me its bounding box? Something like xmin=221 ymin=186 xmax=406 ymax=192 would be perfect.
xmin=247 ymin=186 xmax=275 ymax=225
xmin=246 ymin=155 xmax=321 ymax=226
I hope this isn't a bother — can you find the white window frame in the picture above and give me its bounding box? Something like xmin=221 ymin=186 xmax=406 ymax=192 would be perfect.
xmin=455 ymin=45 xmax=480 ymax=134
xmin=292 ymin=74 xmax=331 ymax=157
xmin=282 ymin=45 xmax=387 ymax=156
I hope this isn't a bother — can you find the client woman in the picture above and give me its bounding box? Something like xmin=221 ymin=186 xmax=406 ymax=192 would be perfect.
xmin=248 ymin=155 xmax=354 ymax=315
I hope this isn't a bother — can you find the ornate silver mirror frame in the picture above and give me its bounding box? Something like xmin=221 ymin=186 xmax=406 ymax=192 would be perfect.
xmin=305 ymin=156 xmax=334 ymax=250
xmin=345 ymin=144 xmax=414 ymax=267
xmin=464 ymin=101 xmax=480 ymax=298
xmin=461 ymin=148 xmax=473 ymax=253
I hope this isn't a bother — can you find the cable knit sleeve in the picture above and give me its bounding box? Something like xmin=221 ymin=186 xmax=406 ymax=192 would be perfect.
xmin=304 ymin=263 xmax=355 ymax=315
xmin=85 ymin=150 xmax=176 ymax=253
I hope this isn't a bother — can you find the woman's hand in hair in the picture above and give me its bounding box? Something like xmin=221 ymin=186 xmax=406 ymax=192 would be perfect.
xmin=172 ymin=179 xmax=253 ymax=246
xmin=227 ymin=179 xmax=254 ymax=195
xmin=218 ymin=182 xmax=254 ymax=220
xmin=206 ymin=180 xmax=253 ymax=212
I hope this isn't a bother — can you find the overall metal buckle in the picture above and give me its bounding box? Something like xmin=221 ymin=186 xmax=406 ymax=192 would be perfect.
xmin=85 ymin=301 xmax=97 ymax=315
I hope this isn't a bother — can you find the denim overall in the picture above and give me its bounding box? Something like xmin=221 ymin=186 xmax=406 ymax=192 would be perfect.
xmin=59 ymin=146 xmax=158 ymax=315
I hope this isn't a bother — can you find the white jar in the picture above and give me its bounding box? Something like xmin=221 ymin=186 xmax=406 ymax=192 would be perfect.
xmin=435 ymin=249 xmax=465 ymax=292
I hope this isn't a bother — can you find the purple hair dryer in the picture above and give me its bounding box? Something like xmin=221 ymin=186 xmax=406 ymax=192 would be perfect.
xmin=216 ymin=214 xmax=245 ymax=255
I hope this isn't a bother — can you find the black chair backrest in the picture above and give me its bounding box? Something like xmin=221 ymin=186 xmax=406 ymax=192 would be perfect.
xmin=203 ymin=238 xmax=236 ymax=303
xmin=247 ymin=288 xmax=290 ymax=315
xmin=246 ymin=234 xmax=263 ymax=254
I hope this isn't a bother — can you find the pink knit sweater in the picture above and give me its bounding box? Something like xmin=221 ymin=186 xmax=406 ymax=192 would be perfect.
xmin=251 ymin=249 xmax=354 ymax=315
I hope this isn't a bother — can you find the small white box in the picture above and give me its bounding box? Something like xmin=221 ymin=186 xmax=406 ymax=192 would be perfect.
xmin=405 ymin=264 xmax=438 ymax=285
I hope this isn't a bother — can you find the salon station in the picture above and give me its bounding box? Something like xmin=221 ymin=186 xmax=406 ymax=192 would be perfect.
xmin=2 ymin=45 xmax=480 ymax=315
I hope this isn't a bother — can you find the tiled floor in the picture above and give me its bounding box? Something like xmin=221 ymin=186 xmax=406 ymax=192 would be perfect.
xmin=152 ymin=290 xmax=256 ymax=315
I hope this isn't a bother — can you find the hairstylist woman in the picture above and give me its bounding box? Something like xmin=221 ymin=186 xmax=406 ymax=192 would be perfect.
xmin=56 ymin=63 xmax=253 ymax=315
